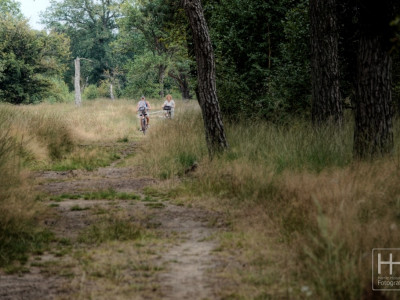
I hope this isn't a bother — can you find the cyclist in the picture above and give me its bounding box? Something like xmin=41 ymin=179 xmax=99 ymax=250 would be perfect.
xmin=162 ymin=94 xmax=175 ymax=118
xmin=137 ymin=96 xmax=151 ymax=129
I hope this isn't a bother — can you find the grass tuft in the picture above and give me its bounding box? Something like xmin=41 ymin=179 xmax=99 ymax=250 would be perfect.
xmin=78 ymin=214 xmax=143 ymax=244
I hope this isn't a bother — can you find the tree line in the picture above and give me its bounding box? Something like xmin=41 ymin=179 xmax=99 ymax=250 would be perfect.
xmin=0 ymin=0 xmax=399 ymax=158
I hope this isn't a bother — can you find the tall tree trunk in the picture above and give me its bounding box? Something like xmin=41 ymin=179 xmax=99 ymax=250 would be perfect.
xmin=310 ymin=0 xmax=342 ymax=125
xmin=74 ymin=57 xmax=82 ymax=107
xmin=180 ymin=73 xmax=192 ymax=100
xmin=159 ymin=65 xmax=166 ymax=99
xmin=183 ymin=0 xmax=228 ymax=157
xmin=352 ymin=1 xmax=395 ymax=158
xmin=353 ymin=34 xmax=393 ymax=159
xmin=168 ymin=71 xmax=192 ymax=100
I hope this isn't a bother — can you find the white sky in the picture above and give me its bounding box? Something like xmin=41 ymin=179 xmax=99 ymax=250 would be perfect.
xmin=18 ymin=0 xmax=52 ymax=30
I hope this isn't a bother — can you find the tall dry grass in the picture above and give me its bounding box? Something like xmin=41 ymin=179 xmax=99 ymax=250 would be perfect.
xmin=136 ymin=102 xmax=400 ymax=299
xmin=0 ymin=104 xmax=63 ymax=266
xmin=0 ymin=99 xmax=148 ymax=266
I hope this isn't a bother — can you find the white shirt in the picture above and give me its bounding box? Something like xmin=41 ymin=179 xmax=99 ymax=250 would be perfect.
xmin=138 ymin=100 xmax=147 ymax=109
xmin=163 ymin=100 xmax=175 ymax=108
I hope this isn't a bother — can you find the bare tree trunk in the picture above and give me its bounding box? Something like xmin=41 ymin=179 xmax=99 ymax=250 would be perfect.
xmin=110 ymin=83 xmax=115 ymax=100
xmin=183 ymin=0 xmax=228 ymax=157
xmin=310 ymin=0 xmax=342 ymax=125
xmin=74 ymin=57 xmax=82 ymax=107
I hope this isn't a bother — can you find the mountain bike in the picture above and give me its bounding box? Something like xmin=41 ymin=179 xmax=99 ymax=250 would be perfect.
xmin=138 ymin=107 xmax=148 ymax=134
xmin=163 ymin=105 xmax=172 ymax=119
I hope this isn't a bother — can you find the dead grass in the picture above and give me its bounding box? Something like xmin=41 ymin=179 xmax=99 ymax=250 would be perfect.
xmin=0 ymin=99 xmax=153 ymax=267
xmin=135 ymin=102 xmax=400 ymax=299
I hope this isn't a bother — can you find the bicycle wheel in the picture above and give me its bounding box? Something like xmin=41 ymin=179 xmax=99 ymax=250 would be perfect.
xmin=141 ymin=117 xmax=147 ymax=134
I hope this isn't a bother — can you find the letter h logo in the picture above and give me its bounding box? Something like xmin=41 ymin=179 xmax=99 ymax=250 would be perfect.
xmin=378 ymin=252 xmax=400 ymax=275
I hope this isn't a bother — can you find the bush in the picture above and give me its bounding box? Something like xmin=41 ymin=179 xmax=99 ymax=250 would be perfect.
xmin=83 ymin=84 xmax=99 ymax=100
xmin=43 ymin=77 xmax=73 ymax=103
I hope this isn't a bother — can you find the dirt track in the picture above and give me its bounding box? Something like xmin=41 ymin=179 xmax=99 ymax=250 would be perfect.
xmin=0 ymin=142 xmax=225 ymax=300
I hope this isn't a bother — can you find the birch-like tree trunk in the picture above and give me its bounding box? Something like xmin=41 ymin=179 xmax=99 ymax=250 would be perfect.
xmin=74 ymin=57 xmax=82 ymax=106
xmin=110 ymin=83 xmax=115 ymax=100
xmin=183 ymin=0 xmax=228 ymax=157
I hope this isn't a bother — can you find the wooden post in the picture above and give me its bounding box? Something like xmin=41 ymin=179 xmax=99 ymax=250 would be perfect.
xmin=74 ymin=57 xmax=82 ymax=107
xmin=110 ymin=83 xmax=115 ymax=100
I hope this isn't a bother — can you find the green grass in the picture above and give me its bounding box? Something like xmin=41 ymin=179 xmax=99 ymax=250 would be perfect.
xmin=48 ymin=147 xmax=120 ymax=171
xmin=144 ymin=202 xmax=165 ymax=209
xmin=141 ymin=195 xmax=157 ymax=202
xmin=70 ymin=205 xmax=90 ymax=211
xmin=77 ymin=215 xmax=143 ymax=244
xmin=49 ymin=190 xmax=140 ymax=201
xmin=83 ymin=190 xmax=141 ymax=200
xmin=50 ymin=193 xmax=82 ymax=201
xmin=0 ymin=226 xmax=55 ymax=267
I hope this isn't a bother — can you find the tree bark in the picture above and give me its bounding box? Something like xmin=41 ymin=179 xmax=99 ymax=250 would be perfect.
xmin=352 ymin=1 xmax=395 ymax=159
xmin=168 ymin=71 xmax=192 ymax=100
xmin=183 ymin=0 xmax=228 ymax=157
xmin=310 ymin=0 xmax=342 ymax=125
xmin=159 ymin=65 xmax=166 ymax=99
xmin=74 ymin=57 xmax=82 ymax=107
xmin=353 ymin=35 xmax=393 ymax=158
xmin=180 ymin=73 xmax=192 ymax=100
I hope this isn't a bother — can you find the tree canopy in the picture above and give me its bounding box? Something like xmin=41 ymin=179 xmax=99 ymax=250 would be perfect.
xmin=0 ymin=0 xmax=399 ymax=148
xmin=0 ymin=9 xmax=70 ymax=104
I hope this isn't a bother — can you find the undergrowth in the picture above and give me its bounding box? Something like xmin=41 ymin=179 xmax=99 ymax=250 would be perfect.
xmin=136 ymin=103 xmax=400 ymax=299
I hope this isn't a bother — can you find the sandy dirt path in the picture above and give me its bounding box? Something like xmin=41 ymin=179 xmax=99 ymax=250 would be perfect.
xmin=0 ymin=142 xmax=224 ymax=300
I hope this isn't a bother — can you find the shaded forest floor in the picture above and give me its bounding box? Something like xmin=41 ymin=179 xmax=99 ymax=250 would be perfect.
xmin=0 ymin=142 xmax=229 ymax=299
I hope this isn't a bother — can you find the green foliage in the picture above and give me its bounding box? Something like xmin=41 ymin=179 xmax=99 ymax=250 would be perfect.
xmin=269 ymin=0 xmax=311 ymax=119
xmin=122 ymin=53 xmax=161 ymax=98
xmin=83 ymin=85 xmax=99 ymax=100
xmin=43 ymin=77 xmax=73 ymax=103
xmin=118 ymin=0 xmax=193 ymax=99
xmin=42 ymin=0 xmax=125 ymax=87
xmin=0 ymin=0 xmax=22 ymax=18
xmin=0 ymin=15 xmax=70 ymax=104
xmin=205 ymin=0 xmax=311 ymax=120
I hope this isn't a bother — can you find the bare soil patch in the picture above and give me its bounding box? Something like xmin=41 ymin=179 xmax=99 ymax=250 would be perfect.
xmin=0 ymin=142 xmax=225 ymax=300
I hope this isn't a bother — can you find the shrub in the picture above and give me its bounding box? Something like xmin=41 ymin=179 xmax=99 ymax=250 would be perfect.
xmin=83 ymin=84 xmax=99 ymax=100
